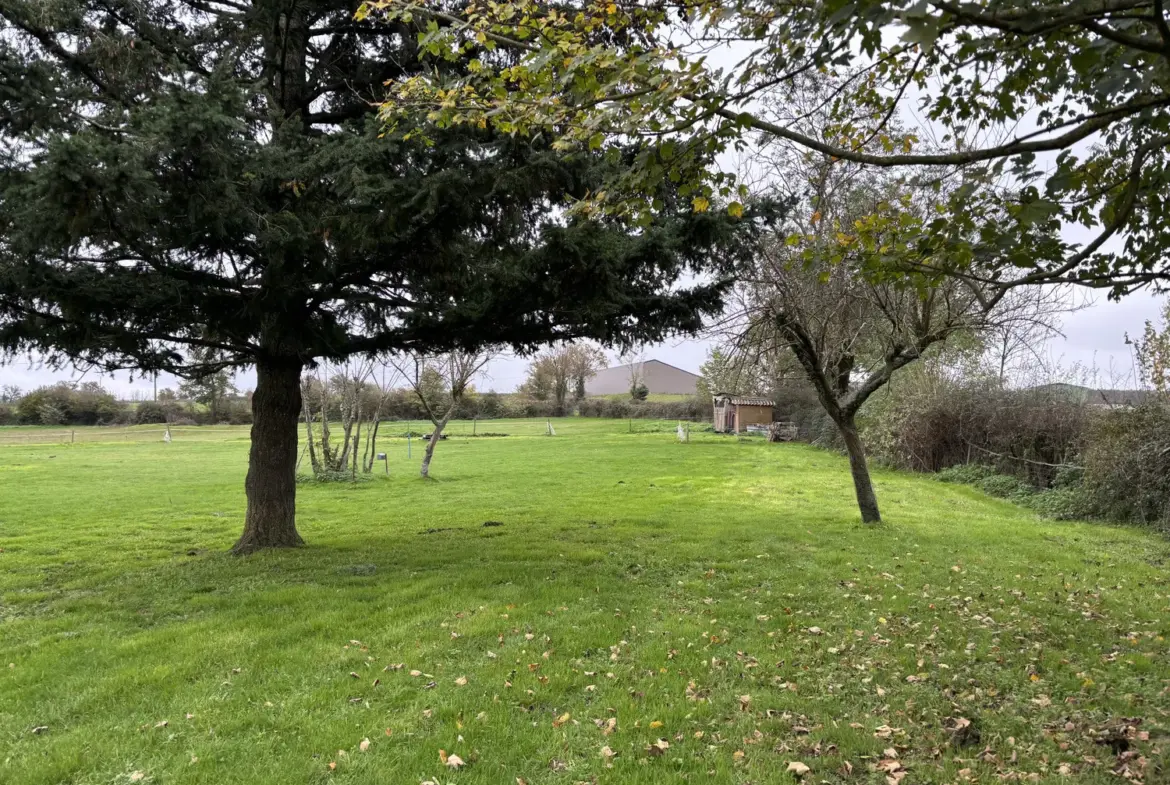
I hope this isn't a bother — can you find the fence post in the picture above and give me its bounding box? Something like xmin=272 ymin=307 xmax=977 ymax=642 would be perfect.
xmin=71 ymin=430 xmax=75 ymax=444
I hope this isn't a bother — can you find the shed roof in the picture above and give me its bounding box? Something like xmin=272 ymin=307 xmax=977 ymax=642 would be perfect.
xmin=713 ymin=394 xmax=775 ymax=407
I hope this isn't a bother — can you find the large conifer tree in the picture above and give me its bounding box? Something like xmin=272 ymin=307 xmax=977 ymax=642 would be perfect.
xmin=0 ymin=1 xmax=762 ymax=552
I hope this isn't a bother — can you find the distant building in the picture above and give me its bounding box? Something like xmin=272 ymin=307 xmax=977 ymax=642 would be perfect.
xmin=584 ymin=359 xmax=702 ymax=396
xmin=1032 ymin=383 xmax=1152 ymax=408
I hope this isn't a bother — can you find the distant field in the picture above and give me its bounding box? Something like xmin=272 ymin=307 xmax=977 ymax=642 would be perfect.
xmin=1 ymin=419 xmax=1167 ymax=784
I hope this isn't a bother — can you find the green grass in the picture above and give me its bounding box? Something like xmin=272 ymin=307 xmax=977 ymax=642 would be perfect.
xmin=1 ymin=418 xmax=1167 ymax=785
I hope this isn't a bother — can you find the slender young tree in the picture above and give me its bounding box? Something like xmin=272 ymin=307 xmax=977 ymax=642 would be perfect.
xmin=0 ymin=1 xmax=766 ymax=552
xmin=395 ymin=350 xmax=494 ymax=478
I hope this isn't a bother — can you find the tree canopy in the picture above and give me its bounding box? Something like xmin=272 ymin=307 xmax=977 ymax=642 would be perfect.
xmin=367 ymin=0 xmax=1170 ymax=295
xmin=0 ymin=0 xmax=768 ymax=552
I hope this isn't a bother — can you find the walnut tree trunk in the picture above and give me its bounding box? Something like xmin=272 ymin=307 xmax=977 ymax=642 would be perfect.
xmin=837 ymin=414 xmax=881 ymax=524
xmin=232 ymin=360 xmax=305 ymax=554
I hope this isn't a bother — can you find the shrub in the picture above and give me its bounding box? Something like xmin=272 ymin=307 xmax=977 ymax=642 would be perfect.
xmin=224 ymin=401 xmax=253 ymax=425
xmin=16 ymin=382 xmax=126 ymax=425
xmin=864 ymin=377 xmax=1089 ymax=487
xmin=975 ymin=473 xmax=1035 ymax=502
xmin=578 ymin=396 xmax=711 ymax=420
xmin=0 ymin=402 xmax=13 ymax=425
xmin=1026 ymin=487 xmax=1094 ymax=521
xmin=135 ymin=401 xmax=170 ymax=424
xmin=936 ymin=464 xmax=998 ymax=485
xmin=37 ymin=402 xmax=68 ymax=425
xmin=478 ymin=391 xmax=505 ymax=418
xmin=1079 ymin=399 xmax=1170 ymax=529
xmin=630 ymin=382 xmax=649 ymax=401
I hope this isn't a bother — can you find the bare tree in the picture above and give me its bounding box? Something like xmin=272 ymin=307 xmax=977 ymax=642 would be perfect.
xmin=522 ymin=344 xmax=607 ymax=412
xmin=394 ymin=349 xmax=496 ymax=478
xmin=360 ymin=359 xmax=402 ymax=473
xmin=622 ymin=349 xmax=648 ymax=400
xmin=301 ymin=357 xmax=382 ymax=478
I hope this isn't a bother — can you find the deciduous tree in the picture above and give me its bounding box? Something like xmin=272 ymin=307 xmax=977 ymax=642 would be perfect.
xmin=369 ymin=0 xmax=1170 ymax=294
xmin=395 ymin=350 xmax=494 ymax=477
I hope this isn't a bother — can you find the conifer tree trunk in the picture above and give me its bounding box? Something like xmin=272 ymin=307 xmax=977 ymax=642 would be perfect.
xmin=836 ymin=414 xmax=881 ymax=524
xmin=233 ymin=360 xmax=305 ymax=554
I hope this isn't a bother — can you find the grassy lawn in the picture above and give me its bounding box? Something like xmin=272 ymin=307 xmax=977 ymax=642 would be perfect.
xmin=1 ymin=419 xmax=1167 ymax=784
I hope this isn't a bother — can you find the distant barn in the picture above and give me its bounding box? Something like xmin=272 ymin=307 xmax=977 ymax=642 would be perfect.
xmin=712 ymin=393 xmax=775 ymax=434
xmin=585 ymin=359 xmax=701 ymax=396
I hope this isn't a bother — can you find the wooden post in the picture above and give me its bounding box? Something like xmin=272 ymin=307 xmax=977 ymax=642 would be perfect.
xmin=71 ymin=430 xmax=75 ymax=444
xmin=473 ymin=416 xmax=477 ymax=436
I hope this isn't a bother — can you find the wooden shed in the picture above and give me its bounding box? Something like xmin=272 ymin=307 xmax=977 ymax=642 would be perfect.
xmin=712 ymin=393 xmax=775 ymax=434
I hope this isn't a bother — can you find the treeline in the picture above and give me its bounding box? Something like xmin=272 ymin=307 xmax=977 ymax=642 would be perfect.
xmin=0 ymin=382 xmax=252 ymax=426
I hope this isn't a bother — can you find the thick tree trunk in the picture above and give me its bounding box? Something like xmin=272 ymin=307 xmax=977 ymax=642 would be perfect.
xmin=419 ymin=408 xmax=454 ymax=478
xmin=837 ymin=415 xmax=881 ymax=524
xmin=232 ymin=360 xmax=305 ymax=554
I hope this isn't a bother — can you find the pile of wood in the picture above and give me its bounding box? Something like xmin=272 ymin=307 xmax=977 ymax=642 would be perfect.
xmin=767 ymin=421 xmax=798 ymax=442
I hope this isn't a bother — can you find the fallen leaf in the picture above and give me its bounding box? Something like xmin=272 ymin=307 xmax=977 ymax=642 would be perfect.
xmin=130 ymin=773 xmax=146 ymax=783
xmin=786 ymin=761 xmax=811 ymax=776
xmin=600 ymin=745 xmax=616 ymax=760
xmin=733 ymin=750 xmax=745 ymax=762
xmin=409 ymin=670 xmax=422 ymax=677
xmin=649 ymin=720 xmax=664 ymax=729
xmin=154 ymin=720 xmax=168 ymax=729
xmin=738 ymin=694 xmax=752 ymax=711
xmin=359 ymin=738 xmax=371 ymax=752
xmin=455 ymin=676 xmax=468 ymax=686
xmin=553 ymin=712 xmax=571 ymax=728
xmin=445 ymin=754 xmax=465 ymax=769
xmin=806 ymin=627 xmax=823 ymax=635
xmin=647 ymin=738 xmax=670 ymax=757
